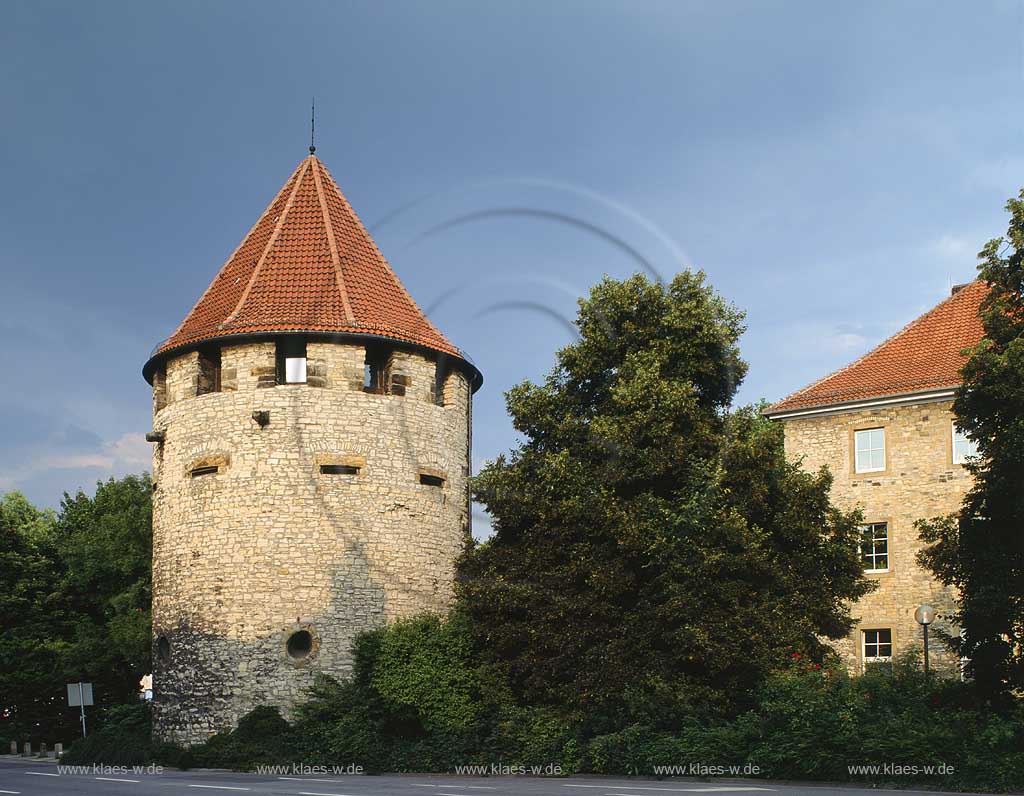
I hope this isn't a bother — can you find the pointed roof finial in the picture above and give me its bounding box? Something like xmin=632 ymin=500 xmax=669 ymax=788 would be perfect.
xmin=309 ymin=98 xmax=316 ymax=155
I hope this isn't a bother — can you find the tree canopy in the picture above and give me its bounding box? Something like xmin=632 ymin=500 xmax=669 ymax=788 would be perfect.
xmin=918 ymin=191 xmax=1024 ymax=698
xmin=0 ymin=494 xmax=69 ymax=740
xmin=0 ymin=474 xmax=152 ymax=743
xmin=457 ymin=272 xmax=871 ymax=726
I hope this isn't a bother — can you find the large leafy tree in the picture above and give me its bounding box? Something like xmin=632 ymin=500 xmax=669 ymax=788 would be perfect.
xmin=457 ymin=272 xmax=870 ymax=726
xmin=0 ymin=475 xmax=152 ymax=744
xmin=55 ymin=474 xmax=153 ymax=704
xmin=0 ymin=493 xmax=71 ymax=741
xmin=918 ymin=192 xmax=1024 ymax=699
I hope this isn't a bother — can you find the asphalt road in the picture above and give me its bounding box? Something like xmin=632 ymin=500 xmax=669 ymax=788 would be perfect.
xmin=0 ymin=758 xmax=983 ymax=796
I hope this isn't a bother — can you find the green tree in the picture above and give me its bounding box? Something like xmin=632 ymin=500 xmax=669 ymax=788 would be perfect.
xmin=0 ymin=493 xmax=71 ymax=741
xmin=918 ymin=191 xmax=1024 ymax=698
xmin=458 ymin=272 xmax=870 ymax=726
xmin=0 ymin=475 xmax=153 ymax=745
xmin=55 ymin=474 xmax=153 ymax=705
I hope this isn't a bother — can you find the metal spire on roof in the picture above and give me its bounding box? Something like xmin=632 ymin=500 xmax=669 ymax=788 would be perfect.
xmin=310 ymin=98 xmax=316 ymax=155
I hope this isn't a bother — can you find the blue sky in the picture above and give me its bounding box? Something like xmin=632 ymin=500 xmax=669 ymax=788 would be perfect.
xmin=1 ymin=1 xmax=1022 ymax=527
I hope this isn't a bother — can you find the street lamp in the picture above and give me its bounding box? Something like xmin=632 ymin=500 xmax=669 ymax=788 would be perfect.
xmin=915 ymin=604 xmax=936 ymax=676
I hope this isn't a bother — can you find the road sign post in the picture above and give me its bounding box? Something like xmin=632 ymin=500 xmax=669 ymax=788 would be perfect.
xmin=66 ymin=682 xmax=94 ymax=738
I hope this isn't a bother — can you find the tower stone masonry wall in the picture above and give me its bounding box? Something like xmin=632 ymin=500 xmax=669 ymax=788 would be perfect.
xmin=782 ymin=401 xmax=969 ymax=673
xmin=150 ymin=340 xmax=471 ymax=746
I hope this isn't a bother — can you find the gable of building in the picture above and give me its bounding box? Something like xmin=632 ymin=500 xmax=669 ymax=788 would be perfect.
xmin=765 ymin=280 xmax=988 ymax=418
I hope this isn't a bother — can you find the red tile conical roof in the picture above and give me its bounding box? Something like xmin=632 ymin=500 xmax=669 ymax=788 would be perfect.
xmin=144 ymin=154 xmax=479 ymax=388
xmin=765 ymin=280 xmax=987 ymax=415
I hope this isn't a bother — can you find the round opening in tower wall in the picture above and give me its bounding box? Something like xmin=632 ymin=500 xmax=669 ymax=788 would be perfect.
xmin=286 ymin=630 xmax=314 ymax=660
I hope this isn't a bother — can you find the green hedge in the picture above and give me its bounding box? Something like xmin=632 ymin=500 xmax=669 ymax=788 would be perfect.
xmin=580 ymin=657 xmax=1024 ymax=791
xmin=60 ymin=704 xmax=154 ymax=767
xmin=61 ymin=621 xmax=1024 ymax=792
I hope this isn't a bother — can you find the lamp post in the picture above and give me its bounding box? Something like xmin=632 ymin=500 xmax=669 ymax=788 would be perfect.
xmin=915 ymin=604 xmax=936 ymax=676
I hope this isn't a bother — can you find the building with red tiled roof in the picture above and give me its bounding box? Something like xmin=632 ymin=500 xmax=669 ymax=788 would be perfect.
xmin=143 ymin=151 xmax=480 ymax=746
xmin=765 ymin=282 xmax=988 ymax=674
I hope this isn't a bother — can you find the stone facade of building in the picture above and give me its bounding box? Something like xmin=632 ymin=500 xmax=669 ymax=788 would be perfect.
xmin=766 ymin=281 xmax=988 ymax=674
xmin=780 ymin=400 xmax=968 ymax=672
xmin=149 ymin=340 xmax=471 ymax=745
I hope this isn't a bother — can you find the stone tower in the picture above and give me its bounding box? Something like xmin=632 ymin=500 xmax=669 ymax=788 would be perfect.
xmin=142 ymin=152 xmax=482 ymax=746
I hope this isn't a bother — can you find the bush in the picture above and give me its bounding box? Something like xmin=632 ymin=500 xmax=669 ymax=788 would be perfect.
xmin=291 ymin=615 xmax=508 ymax=773
xmin=151 ymin=741 xmax=195 ymax=770
xmin=61 ymin=703 xmax=153 ymax=766
xmin=57 ymin=627 xmax=1024 ymax=791
xmin=745 ymin=657 xmax=864 ymax=779
xmin=492 ymin=706 xmax=581 ymax=772
xmin=720 ymin=653 xmax=1024 ymax=791
xmin=542 ymin=653 xmax=1024 ymax=791
xmin=189 ymin=706 xmax=300 ymax=771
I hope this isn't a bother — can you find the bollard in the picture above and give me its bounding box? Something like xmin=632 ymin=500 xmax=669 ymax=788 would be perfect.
xmin=54 ymin=742 xmax=63 ymax=758
xmin=22 ymin=741 xmax=31 ymax=757
xmin=9 ymin=740 xmax=15 ymax=755
xmin=38 ymin=742 xmax=47 ymax=758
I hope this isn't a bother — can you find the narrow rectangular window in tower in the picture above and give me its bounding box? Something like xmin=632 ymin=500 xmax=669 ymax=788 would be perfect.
xmin=276 ymin=338 xmax=307 ymax=384
xmin=363 ymin=346 xmax=388 ymax=393
xmin=320 ymin=464 xmax=360 ymax=475
xmin=433 ymin=357 xmax=450 ymax=406
xmin=197 ymin=348 xmax=221 ymax=395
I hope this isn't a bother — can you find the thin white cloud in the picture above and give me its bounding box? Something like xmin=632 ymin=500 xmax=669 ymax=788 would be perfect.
xmin=105 ymin=433 xmax=153 ymax=468
xmin=823 ymin=331 xmax=869 ymax=354
xmin=765 ymin=322 xmax=870 ymax=359
xmin=967 ymin=156 xmax=1024 ymax=193
xmin=930 ymin=233 xmax=975 ymax=261
xmin=0 ymin=432 xmax=151 ymax=494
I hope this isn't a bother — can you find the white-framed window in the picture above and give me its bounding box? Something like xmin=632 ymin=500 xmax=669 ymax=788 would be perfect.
xmin=952 ymin=423 xmax=979 ymax=465
xmin=854 ymin=428 xmax=886 ymax=473
xmin=863 ymin=628 xmax=892 ymax=664
xmin=859 ymin=522 xmax=889 ymax=573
